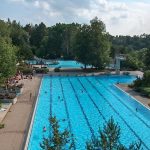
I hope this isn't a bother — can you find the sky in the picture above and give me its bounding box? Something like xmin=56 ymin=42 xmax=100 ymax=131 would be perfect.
xmin=0 ymin=0 xmax=150 ymax=35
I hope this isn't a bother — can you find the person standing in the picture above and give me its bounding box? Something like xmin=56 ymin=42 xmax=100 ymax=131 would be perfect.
xmin=30 ymin=93 xmax=32 ymax=100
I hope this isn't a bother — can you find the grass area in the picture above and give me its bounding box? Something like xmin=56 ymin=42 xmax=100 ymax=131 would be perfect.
xmin=0 ymin=124 xmax=4 ymax=129
xmin=135 ymin=87 xmax=150 ymax=97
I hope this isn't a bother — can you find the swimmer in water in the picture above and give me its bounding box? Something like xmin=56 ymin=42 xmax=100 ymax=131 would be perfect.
xmin=45 ymin=91 xmax=47 ymax=94
xmin=43 ymin=126 xmax=46 ymax=132
xmin=136 ymin=108 xmax=138 ymax=112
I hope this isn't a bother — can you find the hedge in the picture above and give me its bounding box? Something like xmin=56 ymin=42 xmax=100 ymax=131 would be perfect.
xmin=35 ymin=68 xmax=49 ymax=74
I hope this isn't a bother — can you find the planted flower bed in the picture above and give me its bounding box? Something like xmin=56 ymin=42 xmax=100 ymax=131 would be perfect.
xmin=0 ymin=83 xmax=24 ymax=104
xmin=0 ymin=93 xmax=17 ymax=104
xmin=8 ymin=83 xmax=24 ymax=95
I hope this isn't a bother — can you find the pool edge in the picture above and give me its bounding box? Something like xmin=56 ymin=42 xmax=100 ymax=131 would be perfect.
xmin=114 ymin=84 xmax=150 ymax=111
xmin=24 ymin=77 xmax=43 ymax=150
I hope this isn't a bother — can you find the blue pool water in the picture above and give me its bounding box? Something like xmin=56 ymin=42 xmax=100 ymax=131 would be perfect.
xmin=48 ymin=60 xmax=86 ymax=68
xmin=28 ymin=75 xmax=150 ymax=150
xmin=26 ymin=60 xmax=90 ymax=68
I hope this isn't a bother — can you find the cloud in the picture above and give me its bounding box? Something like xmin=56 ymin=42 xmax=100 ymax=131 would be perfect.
xmin=33 ymin=1 xmax=50 ymax=11
xmin=6 ymin=0 xmax=150 ymax=35
xmin=10 ymin=0 xmax=25 ymax=2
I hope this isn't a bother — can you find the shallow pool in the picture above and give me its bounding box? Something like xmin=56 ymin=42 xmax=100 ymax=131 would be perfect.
xmin=26 ymin=60 xmax=91 ymax=68
xmin=28 ymin=75 xmax=150 ymax=150
xmin=48 ymin=60 xmax=86 ymax=68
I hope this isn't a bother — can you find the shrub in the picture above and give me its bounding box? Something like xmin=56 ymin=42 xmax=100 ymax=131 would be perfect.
xmin=41 ymin=66 xmax=47 ymax=69
xmin=123 ymin=72 xmax=130 ymax=75
xmin=54 ymin=67 xmax=60 ymax=72
xmin=128 ymin=84 xmax=134 ymax=88
xmin=0 ymin=94 xmax=5 ymax=99
xmin=0 ymin=100 xmax=2 ymax=109
xmin=129 ymin=70 xmax=150 ymax=91
xmin=142 ymin=70 xmax=150 ymax=86
xmin=140 ymin=87 xmax=150 ymax=97
xmin=7 ymin=84 xmax=23 ymax=93
xmin=35 ymin=68 xmax=49 ymax=74
xmin=6 ymin=93 xmax=16 ymax=99
xmin=0 ymin=93 xmax=16 ymax=99
xmin=17 ymin=64 xmax=33 ymax=75
xmin=22 ymin=68 xmax=33 ymax=74
xmin=16 ymin=83 xmax=24 ymax=88
xmin=132 ymin=77 xmax=142 ymax=88
xmin=0 ymin=124 xmax=4 ymax=129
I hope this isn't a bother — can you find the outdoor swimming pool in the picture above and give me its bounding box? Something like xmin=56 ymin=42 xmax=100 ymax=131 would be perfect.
xmin=27 ymin=75 xmax=150 ymax=150
xmin=47 ymin=60 xmax=86 ymax=68
xmin=27 ymin=60 xmax=90 ymax=68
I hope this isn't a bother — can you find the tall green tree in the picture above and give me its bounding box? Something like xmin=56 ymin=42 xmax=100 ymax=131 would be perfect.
xmin=30 ymin=22 xmax=47 ymax=48
xmin=74 ymin=17 xmax=110 ymax=69
xmin=0 ymin=20 xmax=10 ymax=38
xmin=0 ymin=37 xmax=17 ymax=84
xmin=61 ymin=23 xmax=80 ymax=59
xmin=9 ymin=20 xmax=33 ymax=60
xmin=74 ymin=24 xmax=92 ymax=68
xmin=86 ymin=117 xmax=141 ymax=150
xmin=40 ymin=116 xmax=74 ymax=150
xmin=90 ymin=17 xmax=110 ymax=68
xmin=121 ymin=51 xmax=144 ymax=70
xmin=144 ymin=48 xmax=150 ymax=69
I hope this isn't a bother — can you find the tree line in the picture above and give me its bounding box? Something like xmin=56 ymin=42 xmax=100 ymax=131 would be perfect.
xmin=0 ymin=17 xmax=150 ymax=83
xmin=1 ymin=18 xmax=150 ymax=62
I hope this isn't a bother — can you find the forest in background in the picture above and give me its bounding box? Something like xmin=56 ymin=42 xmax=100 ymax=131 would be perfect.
xmin=0 ymin=18 xmax=150 ymax=71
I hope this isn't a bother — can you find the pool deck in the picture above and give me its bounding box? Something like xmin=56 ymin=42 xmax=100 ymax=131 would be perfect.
xmin=0 ymin=103 xmax=12 ymax=123
xmin=117 ymin=84 xmax=150 ymax=109
xmin=0 ymin=76 xmax=41 ymax=150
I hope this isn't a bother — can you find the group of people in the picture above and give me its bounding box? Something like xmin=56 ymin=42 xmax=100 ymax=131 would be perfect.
xmin=24 ymin=74 xmax=33 ymax=80
xmin=6 ymin=71 xmax=34 ymax=88
xmin=6 ymin=75 xmax=21 ymax=87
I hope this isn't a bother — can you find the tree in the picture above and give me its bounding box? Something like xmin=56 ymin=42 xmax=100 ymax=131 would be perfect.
xmin=43 ymin=23 xmax=80 ymax=59
xmin=61 ymin=23 xmax=80 ymax=59
xmin=9 ymin=20 xmax=33 ymax=60
xmin=45 ymin=25 xmax=63 ymax=59
xmin=74 ymin=24 xmax=92 ymax=68
xmin=86 ymin=117 xmax=141 ymax=150
xmin=89 ymin=17 xmax=110 ymax=69
xmin=18 ymin=44 xmax=33 ymax=60
xmin=144 ymin=48 xmax=150 ymax=69
xmin=74 ymin=17 xmax=110 ymax=69
xmin=40 ymin=116 xmax=74 ymax=150
xmin=0 ymin=37 xmax=17 ymax=84
xmin=30 ymin=22 xmax=47 ymax=48
xmin=0 ymin=20 xmax=10 ymax=38
xmin=24 ymin=23 xmax=33 ymax=36
xmin=121 ymin=51 xmax=144 ymax=70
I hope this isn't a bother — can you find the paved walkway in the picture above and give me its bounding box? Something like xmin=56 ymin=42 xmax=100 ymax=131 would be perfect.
xmin=117 ymin=84 xmax=150 ymax=109
xmin=0 ymin=76 xmax=41 ymax=150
